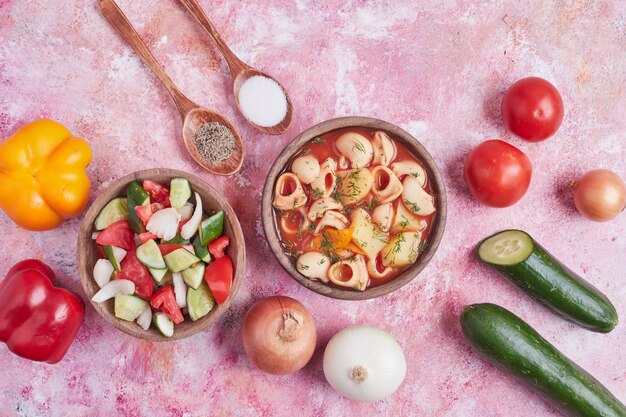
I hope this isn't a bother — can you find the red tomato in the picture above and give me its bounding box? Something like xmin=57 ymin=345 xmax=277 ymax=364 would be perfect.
xmin=150 ymin=286 xmax=183 ymax=324
xmin=204 ymin=255 xmax=233 ymax=304
xmin=117 ymin=251 xmax=154 ymax=299
xmin=96 ymin=220 xmax=135 ymax=251
xmin=464 ymin=140 xmax=532 ymax=207
xmin=138 ymin=232 xmax=158 ymax=244
xmin=134 ymin=203 xmax=163 ymax=226
xmin=142 ymin=180 xmax=171 ymax=207
xmin=158 ymin=244 xmax=185 ymax=256
xmin=501 ymin=77 xmax=564 ymax=142
xmin=208 ymin=236 xmax=230 ymax=259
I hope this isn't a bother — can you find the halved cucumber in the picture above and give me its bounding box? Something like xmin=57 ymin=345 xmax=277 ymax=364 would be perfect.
xmin=136 ymin=239 xmax=166 ymax=269
xmin=192 ymin=235 xmax=212 ymax=263
xmin=153 ymin=312 xmax=174 ymax=337
xmin=114 ymin=295 xmax=149 ymax=322
xmin=187 ymin=281 xmax=215 ymax=321
xmin=169 ymin=178 xmax=192 ymax=209
xmin=162 ymin=234 xmax=190 ymax=245
xmin=101 ymin=245 xmax=127 ymax=271
xmin=198 ymin=211 xmax=225 ymax=246
xmin=477 ymin=229 xmax=618 ymax=333
xmin=94 ymin=198 xmax=128 ymax=230
xmin=164 ymin=248 xmax=200 ymax=272
xmin=149 ymin=267 xmax=169 ymax=285
xmin=127 ymin=181 xmax=150 ymax=233
xmin=181 ymin=263 xmax=205 ymax=289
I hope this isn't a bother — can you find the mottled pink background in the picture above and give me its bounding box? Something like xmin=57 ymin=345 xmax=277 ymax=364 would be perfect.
xmin=1 ymin=1 xmax=625 ymax=416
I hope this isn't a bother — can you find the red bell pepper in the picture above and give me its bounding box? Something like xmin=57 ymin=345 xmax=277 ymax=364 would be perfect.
xmin=208 ymin=236 xmax=229 ymax=259
xmin=116 ymin=251 xmax=154 ymax=299
xmin=150 ymin=286 xmax=183 ymax=324
xmin=0 ymin=260 xmax=84 ymax=364
xmin=96 ymin=220 xmax=135 ymax=251
xmin=204 ymin=255 xmax=233 ymax=305
xmin=142 ymin=180 xmax=171 ymax=207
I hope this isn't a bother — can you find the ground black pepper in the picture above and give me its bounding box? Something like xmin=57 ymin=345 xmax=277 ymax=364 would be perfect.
xmin=194 ymin=122 xmax=236 ymax=163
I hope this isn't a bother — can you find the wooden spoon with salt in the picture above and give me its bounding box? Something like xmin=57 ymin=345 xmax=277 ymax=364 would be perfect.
xmin=178 ymin=0 xmax=293 ymax=136
xmin=100 ymin=0 xmax=243 ymax=176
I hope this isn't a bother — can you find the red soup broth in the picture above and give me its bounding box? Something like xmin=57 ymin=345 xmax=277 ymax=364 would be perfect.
xmin=273 ymin=127 xmax=436 ymax=289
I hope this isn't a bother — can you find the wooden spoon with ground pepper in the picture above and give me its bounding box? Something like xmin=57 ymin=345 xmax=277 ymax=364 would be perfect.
xmin=99 ymin=0 xmax=243 ymax=175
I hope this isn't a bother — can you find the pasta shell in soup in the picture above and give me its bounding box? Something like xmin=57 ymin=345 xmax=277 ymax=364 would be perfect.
xmin=327 ymin=255 xmax=369 ymax=291
xmin=349 ymin=208 xmax=389 ymax=259
xmin=381 ymin=231 xmax=422 ymax=268
xmin=371 ymin=203 xmax=394 ymax=232
xmin=371 ymin=166 xmax=403 ymax=204
xmin=280 ymin=207 xmax=311 ymax=235
xmin=391 ymin=160 xmax=427 ymax=187
xmin=367 ymin=255 xmax=393 ymax=279
xmin=307 ymin=198 xmax=343 ymax=221
xmin=291 ymin=154 xmax=320 ymax=184
xmin=314 ymin=210 xmax=349 ymax=235
xmin=273 ymin=173 xmax=307 ymax=210
xmin=296 ymin=251 xmax=330 ymax=282
xmin=310 ymin=158 xmax=337 ymax=199
xmin=372 ymin=131 xmax=395 ymax=166
xmin=391 ymin=200 xmax=427 ymax=233
xmin=402 ymin=176 xmax=436 ymax=216
xmin=335 ymin=132 xmax=373 ymax=169
xmin=336 ymin=168 xmax=374 ymax=205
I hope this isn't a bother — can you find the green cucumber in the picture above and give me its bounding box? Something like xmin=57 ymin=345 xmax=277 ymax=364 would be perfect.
xmin=169 ymin=178 xmax=192 ymax=209
xmin=153 ymin=312 xmax=174 ymax=337
xmin=181 ymin=263 xmax=205 ymax=289
xmin=136 ymin=239 xmax=166 ymax=269
xmin=477 ymin=230 xmax=618 ymax=333
xmin=187 ymin=281 xmax=215 ymax=321
xmin=192 ymin=235 xmax=212 ymax=263
xmin=164 ymin=248 xmax=200 ymax=272
xmin=162 ymin=234 xmax=190 ymax=245
xmin=127 ymin=181 xmax=150 ymax=233
xmin=101 ymin=245 xmax=126 ymax=271
xmin=114 ymin=295 xmax=149 ymax=322
xmin=461 ymin=303 xmax=626 ymax=417
xmin=149 ymin=267 xmax=169 ymax=284
xmin=94 ymin=198 xmax=128 ymax=230
xmin=199 ymin=211 xmax=224 ymax=246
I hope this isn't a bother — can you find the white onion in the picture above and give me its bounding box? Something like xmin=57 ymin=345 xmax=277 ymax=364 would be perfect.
xmin=136 ymin=305 xmax=152 ymax=330
xmin=323 ymin=325 xmax=407 ymax=402
xmin=93 ymin=259 xmax=114 ymax=288
xmin=181 ymin=193 xmax=202 ymax=240
xmin=111 ymin=247 xmax=127 ymax=266
xmin=178 ymin=203 xmax=194 ymax=221
xmin=91 ymin=231 xmax=101 ymax=240
xmin=172 ymin=272 xmax=187 ymax=308
xmin=147 ymin=208 xmax=181 ymax=241
xmin=91 ymin=279 xmax=135 ymax=302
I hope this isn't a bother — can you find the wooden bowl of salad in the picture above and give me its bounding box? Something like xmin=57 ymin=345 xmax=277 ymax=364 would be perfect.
xmin=262 ymin=117 xmax=446 ymax=300
xmin=77 ymin=168 xmax=245 ymax=340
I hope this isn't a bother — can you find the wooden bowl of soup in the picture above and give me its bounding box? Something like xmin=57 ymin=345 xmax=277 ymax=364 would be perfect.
xmin=262 ymin=117 xmax=447 ymax=300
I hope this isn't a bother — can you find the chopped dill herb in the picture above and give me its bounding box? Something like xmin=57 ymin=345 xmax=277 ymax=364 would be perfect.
xmin=297 ymin=263 xmax=309 ymax=270
xmin=404 ymin=198 xmax=421 ymax=213
xmin=410 ymin=171 xmax=421 ymax=178
xmin=312 ymin=137 xmax=325 ymax=143
xmin=352 ymin=140 xmax=366 ymax=154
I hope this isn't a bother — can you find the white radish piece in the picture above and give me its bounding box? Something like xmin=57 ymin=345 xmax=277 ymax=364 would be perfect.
xmin=181 ymin=193 xmax=203 ymax=240
xmin=93 ymin=259 xmax=114 ymax=288
xmin=147 ymin=208 xmax=181 ymax=241
xmin=91 ymin=279 xmax=135 ymax=303
xmin=178 ymin=203 xmax=194 ymax=221
xmin=136 ymin=305 xmax=152 ymax=331
xmin=172 ymin=272 xmax=187 ymax=308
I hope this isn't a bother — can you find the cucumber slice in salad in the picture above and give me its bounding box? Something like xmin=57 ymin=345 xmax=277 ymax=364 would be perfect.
xmin=153 ymin=312 xmax=174 ymax=337
xmin=94 ymin=198 xmax=128 ymax=230
xmin=149 ymin=267 xmax=169 ymax=284
xmin=192 ymin=235 xmax=212 ymax=263
xmin=181 ymin=263 xmax=205 ymax=289
xmin=164 ymin=248 xmax=200 ymax=272
xmin=102 ymin=245 xmax=127 ymax=271
xmin=115 ymin=295 xmax=149 ymax=321
xmin=187 ymin=282 xmax=215 ymax=321
xmin=136 ymin=239 xmax=166 ymax=269
xmin=169 ymin=178 xmax=192 ymax=209
xmin=162 ymin=234 xmax=190 ymax=245
xmin=127 ymin=181 xmax=150 ymax=233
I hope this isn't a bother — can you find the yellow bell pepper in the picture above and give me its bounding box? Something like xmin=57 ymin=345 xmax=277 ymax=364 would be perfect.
xmin=0 ymin=119 xmax=92 ymax=231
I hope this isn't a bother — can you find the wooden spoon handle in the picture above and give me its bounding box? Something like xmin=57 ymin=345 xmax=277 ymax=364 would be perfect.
xmin=99 ymin=0 xmax=196 ymax=117
xmin=177 ymin=0 xmax=249 ymax=79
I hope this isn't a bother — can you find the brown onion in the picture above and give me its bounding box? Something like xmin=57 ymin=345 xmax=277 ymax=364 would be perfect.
xmin=573 ymin=169 xmax=626 ymax=222
xmin=241 ymin=296 xmax=317 ymax=375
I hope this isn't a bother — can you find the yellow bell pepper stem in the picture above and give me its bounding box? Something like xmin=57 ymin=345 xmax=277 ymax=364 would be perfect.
xmin=0 ymin=119 xmax=92 ymax=231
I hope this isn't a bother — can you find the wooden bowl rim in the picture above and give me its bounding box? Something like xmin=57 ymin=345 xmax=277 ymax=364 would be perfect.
xmin=77 ymin=168 xmax=246 ymax=340
xmin=261 ymin=116 xmax=447 ymax=300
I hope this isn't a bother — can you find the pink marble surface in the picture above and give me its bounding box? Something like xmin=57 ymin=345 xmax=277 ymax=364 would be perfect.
xmin=1 ymin=0 xmax=625 ymax=416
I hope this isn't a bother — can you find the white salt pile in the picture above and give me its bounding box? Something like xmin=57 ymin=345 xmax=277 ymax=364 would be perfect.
xmin=238 ymin=75 xmax=288 ymax=127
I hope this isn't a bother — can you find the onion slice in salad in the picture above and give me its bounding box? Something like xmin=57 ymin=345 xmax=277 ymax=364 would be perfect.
xmin=147 ymin=208 xmax=181 ymax=241
xmin=136 ymin=304 xmax=152 ymax=330
xmin=93 ymin=259 xmax=114 ymax=288
xmin=181 ymin=193 xmax=203 ymax=240
xmin=172 ymin=272 xmax=187 ymax=308
xmin=91 ymin=279 xmax=135 ymax=302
